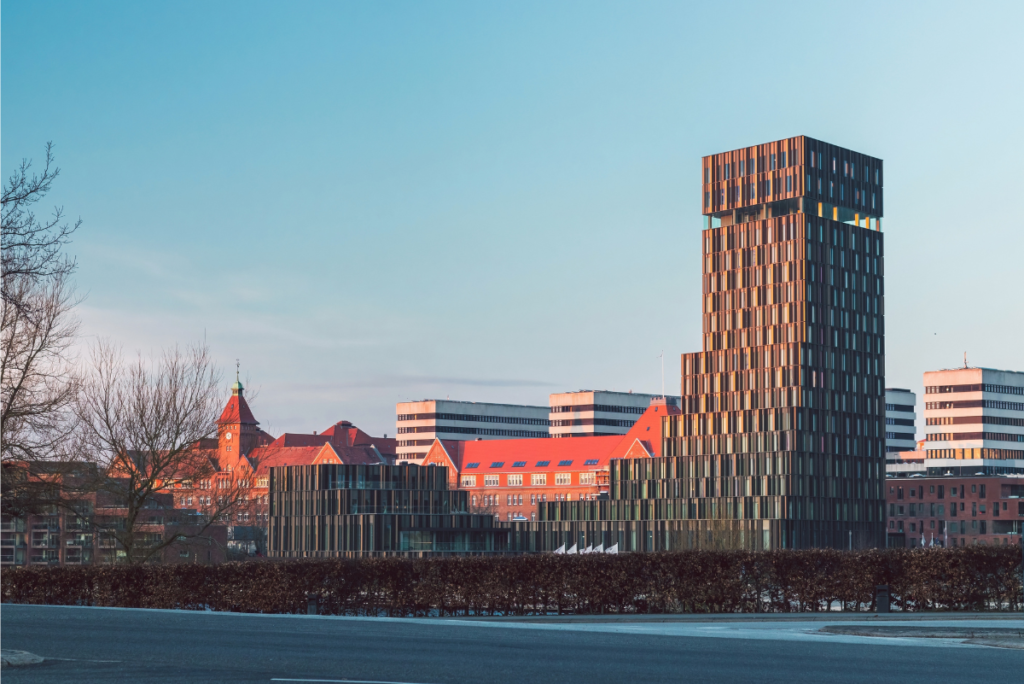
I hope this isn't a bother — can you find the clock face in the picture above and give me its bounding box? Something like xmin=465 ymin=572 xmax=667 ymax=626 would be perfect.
xmin=226 ymin=432 xmax=232 ymax=440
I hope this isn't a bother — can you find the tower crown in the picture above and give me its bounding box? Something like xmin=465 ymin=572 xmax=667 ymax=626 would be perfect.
xmin=701 ymin=135 xmax=883 ymax=231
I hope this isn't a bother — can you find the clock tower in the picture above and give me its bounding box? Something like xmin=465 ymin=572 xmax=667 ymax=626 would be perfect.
xmin=217 ymin=378 xmax=261 ymax=463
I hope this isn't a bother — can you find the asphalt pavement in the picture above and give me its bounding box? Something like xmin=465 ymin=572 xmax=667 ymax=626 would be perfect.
xmin=1 ymin=605 xmax=1022 ymax=683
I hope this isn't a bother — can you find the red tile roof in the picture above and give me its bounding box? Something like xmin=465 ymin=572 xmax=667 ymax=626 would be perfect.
xmin=248 ymin=441 xmax=386 ymax=476
xmin=423 ymin=402 xmax=681 ymax=476
xmin=217 ymin=394 xmax=259 ymax=426
xmin=268 ymin=433 xmax=332 ymax=448
xmin=429 ymin=435 xmax=624 ymax=474
xmin=267 ymin=421 xmax=397 ymax=456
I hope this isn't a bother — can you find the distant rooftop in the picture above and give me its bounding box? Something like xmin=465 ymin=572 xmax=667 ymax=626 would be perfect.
xmin=398 ymin=399 xmax=548 ymax=410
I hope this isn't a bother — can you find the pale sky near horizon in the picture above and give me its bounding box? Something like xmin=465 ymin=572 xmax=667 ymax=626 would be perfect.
xmin=4 ymin=1 xmax=1023 ymax=439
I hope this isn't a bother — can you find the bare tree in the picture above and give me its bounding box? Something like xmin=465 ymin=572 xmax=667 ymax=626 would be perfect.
xmin=1 ymin=143 xmax=83 ymax=516
xmin=2 ymin=142 xmax=80 ymax=307
xmin=77 ymin=341 xmax=254 ymax=564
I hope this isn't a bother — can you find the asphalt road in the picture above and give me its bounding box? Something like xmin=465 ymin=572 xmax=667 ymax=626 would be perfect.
xmin=2 ymin=605 xmax=1022 ymax=684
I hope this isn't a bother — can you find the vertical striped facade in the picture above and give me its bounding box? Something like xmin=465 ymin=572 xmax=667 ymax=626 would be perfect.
xmin=510 ymin=136 xmax=889 ymax=552
xmin=665 ymin=136 xmax=887 ymax=548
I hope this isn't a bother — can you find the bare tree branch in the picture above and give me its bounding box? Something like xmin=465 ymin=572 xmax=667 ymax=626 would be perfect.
xmin=1 ymin=142 xmax=83 ymax=517
xmin=1 ymin=142 xmax=80 ymax=308
xmin=76 ymin=340 xmax=253 ymax=564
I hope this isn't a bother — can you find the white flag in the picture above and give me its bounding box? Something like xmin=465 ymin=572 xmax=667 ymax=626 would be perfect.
xmin=553 ymin=544 xmax=565 ymax=554
xmin=605 ymin=543 xmax=618 ymax=554
xmin=567 ymin=543 xmax=578 ymax=555
xmin=593 ymin=543 xmax=604 ymax=554
xmin=583 ymin=545 xmax=593 ymax=554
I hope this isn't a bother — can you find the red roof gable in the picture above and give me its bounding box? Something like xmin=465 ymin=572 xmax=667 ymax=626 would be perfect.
xmin=268 ymin=433 xmax=332 ymax=448
xmin=422 ymin=402 xmax=681 ymax=477
xmin=249 ymin=442 xmax=387 ymax=475
xmin=606 ymin=400 xmax=680 ymax=460
xmin=267 ymin=421 xmax=396 ymax=456
xmin=217 ymin=394 xmax=259 ymax=426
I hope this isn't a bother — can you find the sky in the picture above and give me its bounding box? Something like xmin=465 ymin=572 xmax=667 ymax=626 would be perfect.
xmin=3 ymin=0 xmax=1023 ymax=439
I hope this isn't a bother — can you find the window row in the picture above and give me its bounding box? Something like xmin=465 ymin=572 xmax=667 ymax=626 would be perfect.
xmin=460 ymin=472 xmax=598 ymax=487
xmin=925 ymin=400 xmax=1024 ymax=412
xmin=397 ymin=413 xmax=550 ymax=425
xmin=925 ymin=384 xmax=1024 ymax=397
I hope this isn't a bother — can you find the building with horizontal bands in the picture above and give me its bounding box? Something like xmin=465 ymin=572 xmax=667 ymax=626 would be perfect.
xmin=549 ymin=391 xmax=678 ymax=438
xmin=923 ymin=367 xmax=1024 ymax=460
xmin=885 ymin=388 xmax=917 ymax=457
xmin=395 ymin=400 xmax=550 ymax=462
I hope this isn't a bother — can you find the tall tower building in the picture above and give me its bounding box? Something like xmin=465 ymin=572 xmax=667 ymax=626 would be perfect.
xmin=511 ymin=136 xmax=889 ymax=553
xmin=665 ymin=136 xmax=887 ymax=549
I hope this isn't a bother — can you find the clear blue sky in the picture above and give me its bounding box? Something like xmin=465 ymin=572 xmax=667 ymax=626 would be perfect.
xmin=4 ymin=1 xmax=1023 ymax=438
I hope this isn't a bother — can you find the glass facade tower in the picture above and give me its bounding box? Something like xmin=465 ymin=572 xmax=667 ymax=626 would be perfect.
xmin=509 ymin=136 xmax=888 ymax=552
xmin=665 ymin=136 xmax=887 ymax=548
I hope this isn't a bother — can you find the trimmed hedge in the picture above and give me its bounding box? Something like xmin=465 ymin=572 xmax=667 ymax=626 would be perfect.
xmin=2 ymin=547 xmax=1020 ymax=615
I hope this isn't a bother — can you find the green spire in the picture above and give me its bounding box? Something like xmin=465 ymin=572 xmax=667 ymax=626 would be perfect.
xmin=232 ymin=359 xmax=243 ymax=395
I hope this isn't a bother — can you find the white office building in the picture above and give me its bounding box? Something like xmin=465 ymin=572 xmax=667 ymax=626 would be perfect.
xmin=884 ymin=388 xmax=917 ymax=457
xmin=923 ymin=367 xmax=1024 ymax=460
xmin=395 ymin=400 xmax=549 ymax=462
xmin=549 ymin=390 xmax=679 ymax=438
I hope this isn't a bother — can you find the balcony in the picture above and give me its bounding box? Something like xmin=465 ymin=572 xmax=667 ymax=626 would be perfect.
xmin=0 ymin=518 xmax=25 ymax=532
xmin=66 ymin=535 xmax=93 ymax=548
xmin=31 ymin=535 xmax=60 ymax=549
xmin=30 ymin=550 xmax=60 ymax=565
xmin=1 ymin=549 xmax=24 ymax=565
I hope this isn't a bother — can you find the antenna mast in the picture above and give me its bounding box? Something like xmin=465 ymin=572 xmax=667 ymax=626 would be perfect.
xmin=659 ymin=350 xmax=665 ymax=398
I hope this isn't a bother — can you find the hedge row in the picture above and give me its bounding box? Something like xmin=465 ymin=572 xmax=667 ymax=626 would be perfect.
xmin=3 ymin=547 xmax=1021 ymax=615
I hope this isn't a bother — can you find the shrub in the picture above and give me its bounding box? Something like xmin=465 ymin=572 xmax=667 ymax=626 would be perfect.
xmin=2 ymin=547 xmax=1020 ymax=615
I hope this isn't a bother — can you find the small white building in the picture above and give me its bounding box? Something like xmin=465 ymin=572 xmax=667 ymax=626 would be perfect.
xmin=395 ymin=400 xmax=549 ymax=462
xmin=884 ymin=388 xmax=917 ymax=458
xmin=548 ymin=390 xmax=679 ymax=438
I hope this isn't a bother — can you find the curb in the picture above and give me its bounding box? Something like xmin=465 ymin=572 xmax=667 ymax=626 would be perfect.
xmin=0 ymin=650 xmax=44 ymax=667
xmin=819 ymin=626 xmax=1024 ymax=649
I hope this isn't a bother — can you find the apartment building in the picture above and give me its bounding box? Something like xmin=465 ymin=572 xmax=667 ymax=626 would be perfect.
xmin=923 ymin=367 xmax=1024 ymax=460
xmin=549 ymin=390 xmax=679 ymax=438
xmin=885 ymin=472 xmax=1023 ymax=548
xmin=395 ymin=400 xmax=549 ymax=462
xmin=0 ymin=465 xmax=228 ymax=567
xmin=885 ymin=388 xmax=917 ymax=457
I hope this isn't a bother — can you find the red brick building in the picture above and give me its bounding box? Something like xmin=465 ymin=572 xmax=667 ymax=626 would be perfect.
xmin=169 ymin=381 xmax=396 ymax=549
xmin=422 ymin=398 xmax=680 ymax=522
xmin=1 ymin=463 xmax=228 ymax=567
xmin=885 ymin=474 xmax=1024 ymax=548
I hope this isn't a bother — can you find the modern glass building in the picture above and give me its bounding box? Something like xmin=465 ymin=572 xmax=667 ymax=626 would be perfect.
xmin=512 ymin=136 xmax=888 ymax=551
xmin=268 ymin=463 xmax=508 ymax=557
